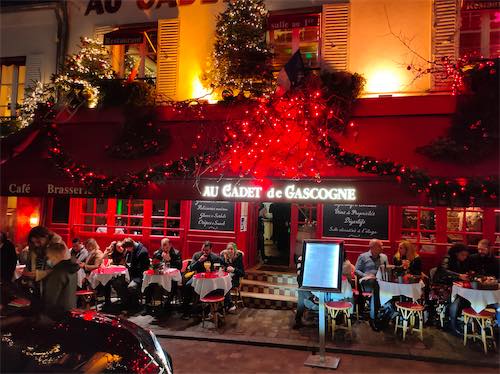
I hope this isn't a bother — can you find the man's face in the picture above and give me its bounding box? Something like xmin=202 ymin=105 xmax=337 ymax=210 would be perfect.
xmin=162 ymin=240 xmax=171 ymax=252
xmin=116 ymin=242 xmax=124 ymax=253
xmin=31 ymin=236 xmax=48 ymax=248
xmin=477 ymin=244 xmax=489 ymax=256
xmin=370 ymin=242 xmax=383 ymax=256
xmin=202 ymin=245 xmax=212 ymax=256
xmin=457 ymin=250 xmax=469 ymax=262
xmin=72 ymin=242 xmax=81 ymax=252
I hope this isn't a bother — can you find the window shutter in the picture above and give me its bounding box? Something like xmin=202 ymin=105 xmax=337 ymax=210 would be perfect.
xmin=321 ymin=2 xmax=350 ymax=72
xmin=432 ymin=0 xmax=459 ymax=90
xmin=157 ymin=19 xmax=180 ymax=102
xmin=94 ymin=25 xmax=115 ymax=43
xmin=25 ymin=54 xmax=43 ymax=89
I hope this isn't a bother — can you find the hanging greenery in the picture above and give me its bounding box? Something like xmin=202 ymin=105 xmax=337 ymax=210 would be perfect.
xmin=417 ymin=57 xmax=498 ymax=162
xmin=205 ymin=0 xmax=273 ymax=96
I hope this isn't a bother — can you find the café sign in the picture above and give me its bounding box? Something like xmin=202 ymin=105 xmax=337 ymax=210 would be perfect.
xmin=85 ymin=0 xmax=228 ymax=15
xmin=201 ymin=183 xmax=357 ymax=202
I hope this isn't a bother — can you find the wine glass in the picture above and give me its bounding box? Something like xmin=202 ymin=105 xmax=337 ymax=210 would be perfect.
xmin=203 ymin=261 xmax=211 ymax=272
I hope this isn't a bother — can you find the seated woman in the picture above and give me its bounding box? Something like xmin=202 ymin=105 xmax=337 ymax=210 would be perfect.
xmin=220 ymin=242 xmax=245 ymax=312
xmin=393 ymin=240 xmax=422 ymax=276
xmin=101 ymin=241 xmax=127 ymax=307
xmin=81 ymin=239 xmax=103 ymax=274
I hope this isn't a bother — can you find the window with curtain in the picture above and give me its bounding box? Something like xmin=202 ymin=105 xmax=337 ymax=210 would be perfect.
xmin=0 ymin=57 xmax=26 ymax=118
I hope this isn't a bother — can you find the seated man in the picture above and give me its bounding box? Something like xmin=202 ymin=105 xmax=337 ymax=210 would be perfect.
xmin=355 ymin=239 xmax=388 ymax=330
xmin=120 ymin=238 xmax=150 ymax=310
xmin=470 ymin=239 xmax=499 ymax=278
xmin=102 ymin=241 xmax=127 ymax=307
xmin=43 ymin=242 xmax=80 ymax=319
xmin=70 ymin=238 xmax=89 ymax=265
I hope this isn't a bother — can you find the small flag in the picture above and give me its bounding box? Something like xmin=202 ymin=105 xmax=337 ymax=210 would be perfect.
xmin=276 ymin=50 xmax=305 ymax=96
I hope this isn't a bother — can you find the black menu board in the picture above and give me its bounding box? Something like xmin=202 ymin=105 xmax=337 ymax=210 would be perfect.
xmin=190 ymin=200 xmax=235 ymax=232
xmin=323 ymin=204 xmax=389 ymax=240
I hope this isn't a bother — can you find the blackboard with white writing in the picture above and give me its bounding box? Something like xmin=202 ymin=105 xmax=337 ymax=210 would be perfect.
xmin=322 ymin=204 xmax=389 ymax=240
xmin=190 ymin=201 xmax=235 ymax=232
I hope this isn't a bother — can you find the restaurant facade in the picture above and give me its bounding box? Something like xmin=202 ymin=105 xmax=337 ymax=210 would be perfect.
xmin=1 ymin=0 xmax=499 ymax=271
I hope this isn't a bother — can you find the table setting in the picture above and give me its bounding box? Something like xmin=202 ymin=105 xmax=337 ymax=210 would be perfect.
xmin=141 ymin=267 xmax=182 ymax=293
xmin=377 ymin=266 xmax=425 ymax=305
xmin=192 ymin=268 xmax=232 ymax=299
xmin=87 ymin=265 xmax=130 ymax=289
xmin=451 ymin=278 xmax=500 ymax=313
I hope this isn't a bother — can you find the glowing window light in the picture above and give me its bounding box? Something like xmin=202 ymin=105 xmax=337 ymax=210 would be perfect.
xmin=191 ymin=77 xmax=217 ymax=104
xmin=366 ymin=70 xmax=402 ymax=94
xmin=29 ymin=215 xmax=40 ymax=228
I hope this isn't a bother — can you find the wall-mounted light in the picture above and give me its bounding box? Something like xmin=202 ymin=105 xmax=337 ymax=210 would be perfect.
xmin=29 ymin=215 xmax=40 ymax=228
xmin=366 ymin=69 xmax=403 ymax=95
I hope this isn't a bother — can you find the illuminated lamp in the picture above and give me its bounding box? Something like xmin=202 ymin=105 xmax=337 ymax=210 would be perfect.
xmin=191 ymin=76 xmax=217 ymax=104
xmin=366 ymin=69 xmax=402 ymax=95
xmin=29 ymin=215 xmax=40 ymax=228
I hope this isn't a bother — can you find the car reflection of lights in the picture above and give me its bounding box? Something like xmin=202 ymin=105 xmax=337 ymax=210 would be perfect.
xmin=149 ymin=330 xmax=172 ymax=374
xmin=22 ymin=344 xmax=64 ymax=366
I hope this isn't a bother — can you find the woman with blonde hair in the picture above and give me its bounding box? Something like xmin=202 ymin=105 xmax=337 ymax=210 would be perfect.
xmin=220 ymin=242 xmax=245 ymax=312
xmin=81 ymin=238 xmax=104 ymax=273
xmin=393 ymin=240 xmax=422 ymax=276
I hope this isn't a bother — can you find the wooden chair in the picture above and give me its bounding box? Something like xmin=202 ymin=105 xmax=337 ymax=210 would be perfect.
xmin=200 ymin=294 xmax=225 ymax=328
xmin=352 ymin=273 xmax=372 ymax=319
xmin=76 ymin=289 xmax=97 ymax=310
xmin=394 ymin=301 xmax=425 ymax=341
xmin=325 ymin=301 xmax=353 ymax=340
xmin=463 ymin=307 xmax=496 ymax=354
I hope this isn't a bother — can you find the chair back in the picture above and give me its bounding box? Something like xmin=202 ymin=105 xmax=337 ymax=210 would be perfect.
xmin=181 ymin=259 xmax=191 ymax=273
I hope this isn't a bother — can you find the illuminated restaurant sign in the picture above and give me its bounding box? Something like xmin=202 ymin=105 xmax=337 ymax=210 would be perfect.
xmin=201 ymin=183 xmax=357 ymax=202
xmin=461 ymin=0 xmax=500 ymax=11
xmin=8 ymin=183 xmax=91 ymax=196
xmin=85 ymin=0 xmax=228 ymax=15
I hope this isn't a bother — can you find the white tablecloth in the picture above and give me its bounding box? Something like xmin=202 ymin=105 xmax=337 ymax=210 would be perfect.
xmin=313 ymin=279 xmax=353 ymax=302
xmin=141 ymin=268 xmax=182 ymax=293
xmin=87 ymin=266 xmax=130 ymax=288
xmin=14 ymin=265 xmax=25 ymax=280
xmin=77 ymin=268 xmax=86 ymax=288
xmin=192 ymin=272 xmax=232 ymax=299
xmin=451 ymin=284 xmax=500 ymax=313
xmin=378 ymin=280 xmax=425 ymax=306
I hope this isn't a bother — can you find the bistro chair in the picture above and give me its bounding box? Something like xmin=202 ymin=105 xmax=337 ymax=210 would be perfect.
xmin=181 ymin=259 xmax=191 ymax=273
xmin=463 ymin=307 xmax=496 ymax=354
xmin=325 ymin=301 xmax=353 ymax=340
xmin=394 ymin=301 xmax=425 ymax=341
xmin=352 ymin=273 xmax=372 ymax=320
xmin=76 ymin=289 xmax=97 ymax=310
xmin=200 ymin=294 xmax=226 ymax=328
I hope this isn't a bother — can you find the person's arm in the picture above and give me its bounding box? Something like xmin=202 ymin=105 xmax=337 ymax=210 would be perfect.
xmin=354 ymin=255 xmax=366 ymax=278
xmin=140 ymin=251 xmax=151 ymax=273
xmin=233 ymin=255 xmax=245 ymax=278
xmin=188 ymin=253 xmax=203 ymax=272
xmin=171 ymin=250 xmax=182 ymax=270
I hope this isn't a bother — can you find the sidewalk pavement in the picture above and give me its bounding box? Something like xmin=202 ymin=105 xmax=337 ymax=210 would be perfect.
xmin=127 ymin=307 xmax=499 ymax=368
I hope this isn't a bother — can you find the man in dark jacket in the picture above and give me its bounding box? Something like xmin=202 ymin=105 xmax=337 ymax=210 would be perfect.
xmin=43 ymin=242 xmax=79 ymax=319
xmin=153 ymin=238 xmax=182 ymax=270
xmin=188 ymin=241 xmax=221 ymax=273
xmin=1 ymin=232 xmax=17 ymax=283
xmin=470 ymin=239 xmax=499 ymax=277
xmin=122 ymin=238 xmax=150 ymax=309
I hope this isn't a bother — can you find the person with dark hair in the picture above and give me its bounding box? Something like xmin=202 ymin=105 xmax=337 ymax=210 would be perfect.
xmin=121 ymin=238 xmax=150 ymax=309
xmin=23 ymin=226 xmax=63 ymax=298
xmin=188 ymin=241 xmax=220 ymax=273
xmin=70 ymin=238 xmax=89 ymax=265
xmin=0 ymin=232 xmax=17 ymax=283
xmin=152 ymin=238 xmax=182 ymax=270
xmin=102 ymin=241 xmax=127 ymax=307
xmin=434 ymin=243 xmax=471 ymax=285
xmin=43 ymin=241 xmax=79 ymax=319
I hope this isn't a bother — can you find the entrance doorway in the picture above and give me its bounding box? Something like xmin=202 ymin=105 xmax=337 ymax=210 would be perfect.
xmin=257 ymin=202 xmax=291 ymax=266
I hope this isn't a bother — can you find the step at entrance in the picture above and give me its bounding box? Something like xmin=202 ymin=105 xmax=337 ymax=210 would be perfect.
xmin=241 ymin=269 xmax=298 ymax=310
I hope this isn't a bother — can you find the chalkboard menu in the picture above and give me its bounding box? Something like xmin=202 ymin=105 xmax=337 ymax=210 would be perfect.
xmin=190 ymin=201 xmax=235 ymax=232
xmin=323 ymin=204 xmax=389 ymax=240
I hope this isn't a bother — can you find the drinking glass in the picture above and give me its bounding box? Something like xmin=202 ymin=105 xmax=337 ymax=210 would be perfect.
xmin=203 ymin=261 xmax=211 ymax=272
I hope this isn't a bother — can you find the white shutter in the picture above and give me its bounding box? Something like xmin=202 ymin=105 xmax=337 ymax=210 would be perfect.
xmin=156 ymin=19 xmax=180 ymax=102
xmin=94 ymin=25 xmax=115 ymax=43
xmin=25 ymin=54 xmax=43 ymax=89
xmin=321 ymin=2 xmax=350 ymax=72
xmin=432 ymin=0 xmax=459 ymax=90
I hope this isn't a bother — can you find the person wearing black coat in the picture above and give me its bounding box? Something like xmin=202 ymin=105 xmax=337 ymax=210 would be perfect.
xmin=469 ymin=239 xmax=499 ymax=278
xmin=152 ymin=238 xmax=182 ymax=270
xmin=1 ymin=232 xmax=17 ymax=283
xmin=121 ymin=238 xmax=150 ymax=309
xmin=220 ymin=242 xmax=245 ymax=312
xmin=435 ymin=243 xmax=471 ymax=285
xmin=187 ymin=241 xmax=221 ymax=273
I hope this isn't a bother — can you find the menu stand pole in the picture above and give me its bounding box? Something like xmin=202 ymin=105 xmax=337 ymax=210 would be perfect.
xmin=304 ymin=291 xmax=340 ymax=369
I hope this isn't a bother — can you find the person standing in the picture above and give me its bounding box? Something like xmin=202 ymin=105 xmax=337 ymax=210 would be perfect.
xmin=42 ymin=242 xmax=79 ymax=319
xmin=355 ymin=239 xmax=388 ymax=330
xmin=0 ymin=232 xmax=17 ymax=283
xmin=70 ymin=238 xmax=89 ymax=265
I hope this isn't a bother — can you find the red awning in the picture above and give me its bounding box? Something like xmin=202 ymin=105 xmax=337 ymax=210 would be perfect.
xmin=1 ymin=95 xmax=498 ymax=205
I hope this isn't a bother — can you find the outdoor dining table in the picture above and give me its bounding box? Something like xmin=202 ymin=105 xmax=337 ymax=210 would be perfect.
xmin=192 ymin=271 xmax=232 ymax=299
xmin=377 ymin=277 xmax=425 ymax=306
xmin=87 ymin=265 xmax=130 ymax=289
xmin=141 ymin=268 xmax=182 ymax=293
xmin=451 ymin=282 xmax=500 ymax=313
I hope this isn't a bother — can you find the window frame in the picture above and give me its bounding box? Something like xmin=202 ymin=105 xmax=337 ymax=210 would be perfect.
xmin=151 ymin=199 xmax=182 ymax=237
xmin=459 ymin=7 xmax=499 ymax=57
xmin=0 ymin=57 xmax=26 ymax=119
xmin=400 ymin=206 xmax=438 ymax=253
xmin=446 ymin=207 xmax=484 ymax=245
